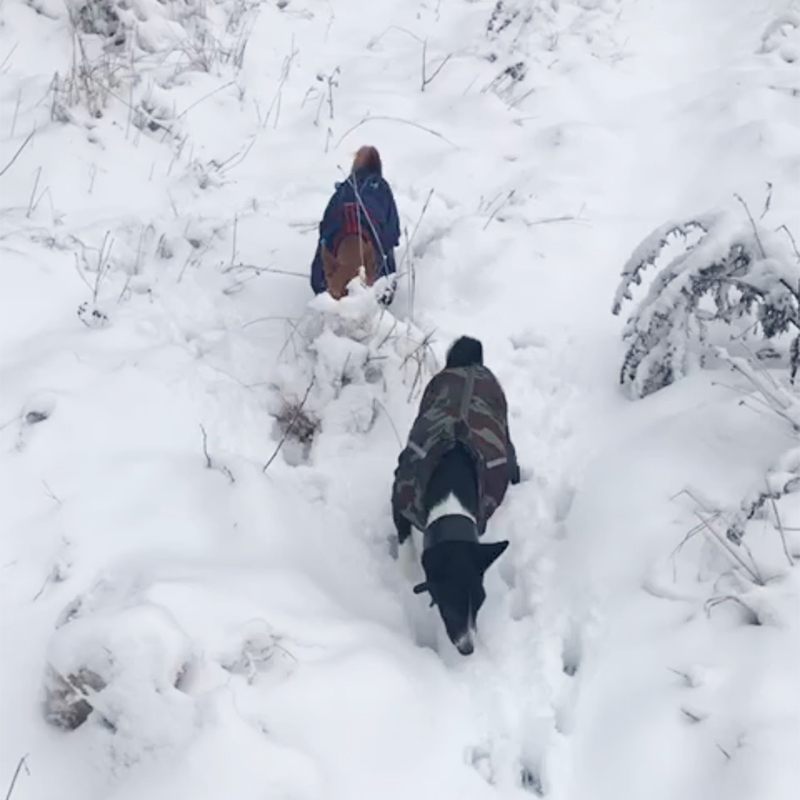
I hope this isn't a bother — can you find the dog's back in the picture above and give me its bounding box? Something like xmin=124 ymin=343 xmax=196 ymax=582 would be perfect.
xmin=425 ymin=442 xmax=480 ymax=523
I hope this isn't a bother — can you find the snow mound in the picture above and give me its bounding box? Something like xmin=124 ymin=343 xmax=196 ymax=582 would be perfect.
xmin=266 ymin=278 xmax=438 ymax=464
xmin=44 ymin=599 xmax=196 ymax=762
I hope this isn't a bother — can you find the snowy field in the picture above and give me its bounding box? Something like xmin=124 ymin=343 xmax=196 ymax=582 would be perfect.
xmin=1 ymin=0 xmax=798 ymax=798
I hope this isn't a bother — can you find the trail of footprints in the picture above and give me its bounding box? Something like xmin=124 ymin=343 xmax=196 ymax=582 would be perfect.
xmin=460 ymin=332 xmax=588 ymax=795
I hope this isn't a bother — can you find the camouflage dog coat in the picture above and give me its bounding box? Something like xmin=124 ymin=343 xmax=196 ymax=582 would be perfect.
xmin=392 ymin=365 xmax=514 ymax=535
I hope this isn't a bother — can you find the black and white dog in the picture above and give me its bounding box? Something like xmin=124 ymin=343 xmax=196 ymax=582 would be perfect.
xmin=391 ymin=336 xmax=520 ymax=655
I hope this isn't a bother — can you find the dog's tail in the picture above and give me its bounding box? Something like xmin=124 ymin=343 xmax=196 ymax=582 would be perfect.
xmin=446 ymin=336 xmax=483 ymax=368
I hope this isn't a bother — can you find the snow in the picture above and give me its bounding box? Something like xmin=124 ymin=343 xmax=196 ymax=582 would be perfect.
xmin=1 ymin=0 xmax=798 ymax=798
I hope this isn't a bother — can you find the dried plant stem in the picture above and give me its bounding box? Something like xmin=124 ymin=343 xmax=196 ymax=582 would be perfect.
xmin=694 ymin=511 xmax=763 ymax=585
xmin=221 ymin=262 xmax=305 ymax=279
xmin=761 ymin=182 xmax=772 ymax=219
xmin=421 ymin=39 xmax=452 ymax=91
xmin=10 ymin=88 xmax=22 ymax=137
xmin=704 ymin=594 xmax=760 ymax=624
xmin=0 ymin=128 xmax=35 ymax=177
xmin=767 ymin=484 xmax=795 ymax=567
xmin=776 ymin=224 xmax=799 ymax=262
xmin=178 ymin=82 xmax=237 ymax=119
xmin=373 ymin=397 xmax=403 ymax=447
xmin=230 ymin=214 xmax=238 ymax=266
xmin=200 ymin=423 xmax=235 ymax=483
xmin=5 ymin=755 xmax=30 ymax=800
xmin=483 ymin=189 xmax=515 ymax=230
xmin=335 ymin=116 xmax=458 ymax=150
xmin=263 ymin=377 xmax=316 ymax=473
xmin=26 ymin=167 xmax=41 ymax=218
xmin=734 ymin=193 xmax=766 ymax=259
xmin=199 ymin=423 xmax=213 ymax=468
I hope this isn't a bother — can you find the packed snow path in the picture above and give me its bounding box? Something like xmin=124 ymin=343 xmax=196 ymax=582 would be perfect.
xmin=1 ymin=0 xmax=798 ymax=799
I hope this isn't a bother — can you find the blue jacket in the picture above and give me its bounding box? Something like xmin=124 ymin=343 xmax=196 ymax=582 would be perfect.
xmin=310 ymin=166 xmax=401 ymax=294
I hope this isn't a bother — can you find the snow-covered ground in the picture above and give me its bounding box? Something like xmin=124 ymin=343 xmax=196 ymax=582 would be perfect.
xmin=1 ymin=0 xmax=798 ymax=798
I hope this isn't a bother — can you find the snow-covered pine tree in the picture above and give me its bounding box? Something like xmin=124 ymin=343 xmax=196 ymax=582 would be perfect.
xmin=612 ymin=208 xmax=799 ymax=398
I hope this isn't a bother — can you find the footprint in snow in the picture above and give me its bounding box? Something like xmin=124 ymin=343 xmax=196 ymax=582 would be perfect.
xmin=520 ymin=763 xmax=544 ymax=796
xmin=467 ymin=744 xmax=495 ymax=784
xmin=11 ymin=392 xmax=58 ymax=452
xmin=561 ymin=620 xmax=583 ymax=677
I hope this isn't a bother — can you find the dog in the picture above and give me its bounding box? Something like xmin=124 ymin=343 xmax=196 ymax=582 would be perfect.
xmin=391 ymin=336 xmax=520 ymax=655
xmin=310 ymin=146 xmax=401 ymax=301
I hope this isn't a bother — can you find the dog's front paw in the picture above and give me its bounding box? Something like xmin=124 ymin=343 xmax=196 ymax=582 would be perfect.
xmin=388 ymin=533 xmax=400 ymax=560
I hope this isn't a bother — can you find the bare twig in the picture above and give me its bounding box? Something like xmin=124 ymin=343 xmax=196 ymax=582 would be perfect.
xmin=177 ymin=81 xmax=236 ymax=120
xmin=42 ymin=480 xmax=62 ymax=506
xmin=216 ymin=137 xmax=257 ymax=174
xmin=778 ymin=277 xmax=800 ymax=305
xmin=711 ymin=380 xmax=782 ymax=413
xmin=376 ymin=318 xmax=399 ymax=351
xmin=277 ymin=315 xmax=307 ymax=362
xmin=737 ymin=340 xmax=780 ymax=389
xmin=326 ymin=68 xmax=339 ymax=121
xmin=421 ymin=39 xmax=452 ymax=91
xmin=133 ymin=222 xmax=146 ymax=274
xmin=263 ymin=377 xmax=316 ymax=473
xmin=681 ymin=707 xmax=704 ymax=723
xmin=91 ymin=232 xmax=114 ymax=303
xmin=401 ymin=329 xmax=437 ymax=401
xmin=199 ymin=423 xmax=213 ymax=468
xmin=401 ymin=190 xmax=434 ymax=320
xmin=5 ymin=755 xmax=30 ymax=800
xmin=373 ymin=397 xmax=403 ymax=447
xmin=776 ymin=224 xmax=800 ymax=262
xmin=761 ymin=182 xmax=773 ymax=219
xmin=766 ymin=482 xmax=795 ymax=567
xmin=32 ymin=571 xmax=53 ymax=602
xmin=241 ymin=315 xmax=299 ymax=330
xmin=73 ymin=254 xmax=94 ymax=293
xmin=734 ymin=193 xmax=766 ymax=259
xmin=262 ymin=36 xmax=298 ymax=130
xmin=694 ymin=511 xmax=763 ymax=585
xmin=668 ymin=667 xmax=694 ymax=686
xmin=408 ymin=228 xmax=416 ymax=321
xmin=524 ymin=214 xmax=587 ymax=227
xmin=483 ymin=189 xmax=515 ymax=230
xmin=0 ymin=128 xmax=35 ymax=178
xmin=167 ymin=191 xmax=179 ymax=219
xmin=10 ymin=88 xmax=22 ymax=138
xmin=400 ymin=188 xmax=434 ymax=272
xmin=0 ymin=42 xmax=19 ymax=74
xmin=221 ymin=262 xmax=306 ymax=279
xmin=671 ymin=511 xmax=723 ymax=558
xmin=26 ymin=167 xmax=41 ymax=219
xmin=718 ymin=349 xmax=799 ymax=431
xmin=335 ymin=116 xmax=458 ymax=150
xmin=704 ymin=594 xmax=760 ymax=624
xmin=199 ymin=423 xmax=235 ymax=483
xmin=230 ymin=214 xmax=238 ymax=266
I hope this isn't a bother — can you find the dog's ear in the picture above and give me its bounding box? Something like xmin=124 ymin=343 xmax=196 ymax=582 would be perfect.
xmin=476 ymin=541 xmax=509 ymax=573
